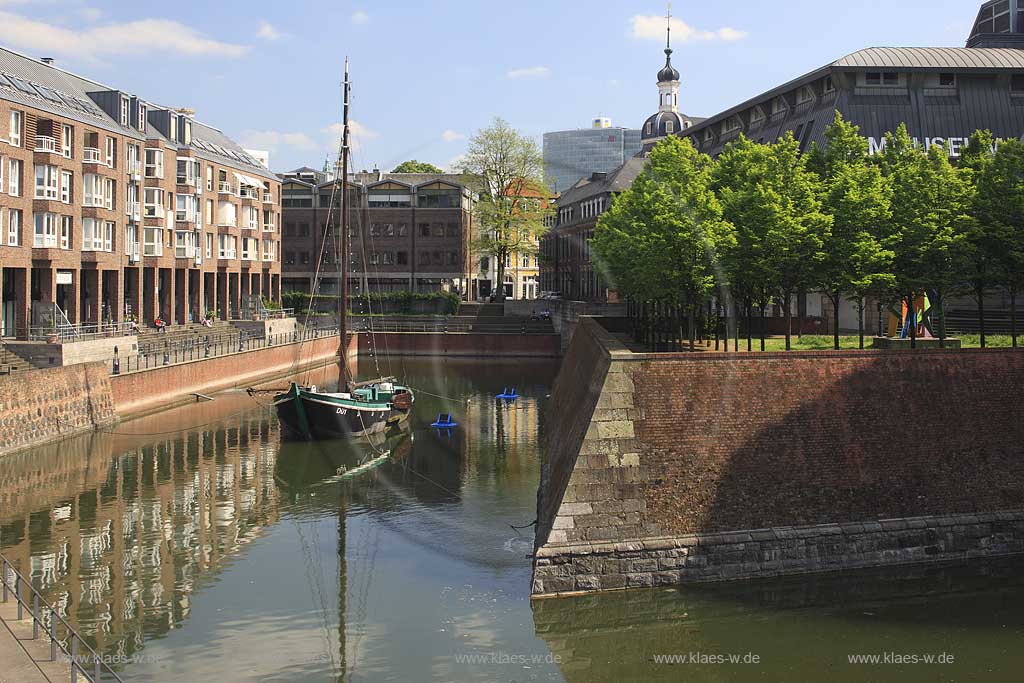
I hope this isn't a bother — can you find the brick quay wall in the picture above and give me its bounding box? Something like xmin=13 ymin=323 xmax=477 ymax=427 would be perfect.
xmin=532 ymin=317 xmax=1024 ymax=596
xmin=0 ymin=363 xmax=117 ymax=456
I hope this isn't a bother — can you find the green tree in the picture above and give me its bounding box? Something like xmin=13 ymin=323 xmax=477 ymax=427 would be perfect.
xmin=713 ymin=136 xmax=777 ymax=351
xmin=962 ymin=132 xmax=1024 ymax=347
xmin=592 ymin=136 xmax=734 ymax=350
xmin=816 ymin=112 xmax=894 ymax=349
xmin=391 ymin=160 xmax=444 ymax=174
xmin=462 ymin=118 xmax=550 ymax=302
xmin=879 ymin=124 xmax=972 ymax=347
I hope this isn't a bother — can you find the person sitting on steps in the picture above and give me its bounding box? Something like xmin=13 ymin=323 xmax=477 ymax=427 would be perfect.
xmin=154 ymin=315 xmax=168 ymax=333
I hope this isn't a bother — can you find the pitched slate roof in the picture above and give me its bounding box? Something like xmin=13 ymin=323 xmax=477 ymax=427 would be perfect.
xmin=0 ymin=46 xmax=141 ymax=139
xmin=556 ymin=156 xmax=645 ymax=208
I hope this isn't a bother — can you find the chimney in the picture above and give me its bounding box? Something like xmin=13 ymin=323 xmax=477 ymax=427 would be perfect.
xmin=175 ymin=107 xmax=195 ymax=118
xmin=40 ymin=57 xmax=55 ymax=65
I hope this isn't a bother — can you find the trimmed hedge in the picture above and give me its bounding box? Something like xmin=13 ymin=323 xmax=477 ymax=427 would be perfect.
xmin=281 ymin=290 xmax=461 ymax=315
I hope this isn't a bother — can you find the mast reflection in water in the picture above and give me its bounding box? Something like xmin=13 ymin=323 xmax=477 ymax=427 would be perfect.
xmin=0 ymin=358 xmax=559 ymax=682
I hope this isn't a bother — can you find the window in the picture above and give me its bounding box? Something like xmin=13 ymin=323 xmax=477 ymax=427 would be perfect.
xmin=262 ymin=239 xmax=276 ymax=262
xmin=397 ymin=223 xmax=407 ymax=236
xmin=144 ymin=188 xmax=164 ymax=216
xmin=34 ymin=212 xmax=58 ymax=248
xmin=120 ymin=98 xmax=130 ymax=126
xmin=105 ymin=137 xmax=116 ymax=168
xmin=104 ymin=178 xmax=115 ymax=210
xmin=419 ymin=251 xmax=430 ymax=265
xmin=397 ymin=251 xmax=408 ymax=265
xmin=383 ymin=252 xmax=395 ymax=265
xmin=8 ymin=209 xmax=22 ymax=246
xmin=419 ymin=223 xmax=430 ymax=237
xmin=206 ymin=232 xmax=213 ymax=258
xmin=9 ymin=110 xmax=22 ymax=147
xmin=8 ymin=159 xmax=21 ymax=196
xmin=206 ymin=199 xmax=214 ymax=225
xmin=0 ymin=153 xmax=4 ymax=193
xmin=938 ymin=73 xmax=956 ymax=87
xmin=60 ymin=216 xmax=72 ymax=250
xmin=60 ymin=171 xmax=72 ymax=204
xmin=284 ymin=251 xmax=295 ymax=265
xmin=143 ymin=227 xmax=162 ymax=256
xmin=138 ymin=104 xmax=147 ymax=131
xmin=645 ymin=121 xmax=652 ymax=136
xmin=206 ymin=165 xmax=213 ymax=191
xmin=750 ymin=106 xmax=766 ymax=125
xmin=218 ymin=234 xmax=237 ymax=259
xmin=796 ymin=86 xmax=815 ymax=105
xmin=144 ymin=148 xmax=164 ymax=178
xmin=124 ymin=224 xmax=137 ymax=256
xmin=432 ymin=223 xmax=445 ymax=237
xmin=62 ymin=125 xmax=73 ymax=158
xmin=771 ymin=97 xmax=787 ymax=115
xmin=34 ymin=164 xmax=58 ymax=200
xmin=665 ymin=119 xmax=675 ymax=134
xmin=823 ymin=76 xmax=835 ymax=94
xmin=865 ymin=71 xmax=900 ymax=86
xmin=300 ymin=251 xmax=309 ymax=265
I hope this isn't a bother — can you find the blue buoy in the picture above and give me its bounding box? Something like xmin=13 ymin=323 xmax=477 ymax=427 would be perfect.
xmin=496 ymin=387 xmax=520 ymax=400
xmin=431 ymin=413 xmax=458 ymax=428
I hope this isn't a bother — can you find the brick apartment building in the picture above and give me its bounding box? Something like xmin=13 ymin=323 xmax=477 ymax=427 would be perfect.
xmin=278 ymin=167 xmax=474 ymax=297
xmin=0 ymin=48 xmax=281 ymax=339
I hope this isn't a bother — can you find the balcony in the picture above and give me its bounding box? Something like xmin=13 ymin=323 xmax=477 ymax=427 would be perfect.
xmin=238 ymin=187 xmax=258 ymax=200
xmin=84 ymin=196 xmax=107 ymax=209
xmin=262 ymin=222 xmax=275 ymax=233
xmin=126 ymin=201 xmax=141 ymax=221
xmin=127 ymin=244 xmax=140 ymax=264
xmin=34 ymin=136 xmax=57 ymax=153
xmin=177 ymin=175 xmax=198 ymax=188
xmin=218 ymin=181 xmax=235 ymax=195
xmin=128 ymin=160 xmax=142 ymax=179
xmin=83 ymin=147 xmax=103 ymax=164
xmin=217 ymin=219 xmax=237 ymax=229
xmin=175 ymin=211 xmax=197 ymax=225
xmin=262 ymin=192 xmax=274 ymax=204
xmin=144 ymin=204 xmax=166 ymax=219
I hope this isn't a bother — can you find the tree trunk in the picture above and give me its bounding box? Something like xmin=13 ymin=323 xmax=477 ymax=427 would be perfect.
xmin=832 ymin=293 xmax=841 ymax=350
xmin=978 ymin=285 xmax=987 ymax=349
xmin=1011 ymin=284 xmax=1018 ymax=349
xmin=857 ymin=296 xmax=865 ymax=350
xmin=689 ymin=294 xmax=696 ymax=352
xmin=745 ymin=300 xmax=752 ymax=352
xmin=908 ymin=294 xmax=917 ymax=349
xmin=797 ymin=288 xmax=805 ymax=340
xmin=784 ymin=292 xmax=793 ymax=351
xmin=760 ymin=304 xmax=767 ymax=352
xmin=735 ymin=301 xmax=741 ymax=352
xmin=937 ymin=291 xmax=947 ymax=348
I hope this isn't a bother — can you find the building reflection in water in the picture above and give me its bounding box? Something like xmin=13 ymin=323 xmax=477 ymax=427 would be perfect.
xmin=0 ymin=358 xmax=557 ymax=680
xmin=0 ymin=393 xmax=284 ymax=662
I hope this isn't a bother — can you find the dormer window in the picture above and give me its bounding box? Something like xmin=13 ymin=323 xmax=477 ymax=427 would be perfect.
xmin=704 ymin=128 xmax=714 ymax=142
xmin=796 ymin=86 xmax=815 ymax=105
xmin=665 ymin=119 xmax=675 ymax=134
xmin=723 ymin=116 xmax=742 ymax=134
xmin=823 ymin=76 xmax=835 ymax=94
xmin=120 ymin=97 xmax=129 ymax=126
xmin=138 ymin=105 xmax=147 ymax=131
xmin=184 ymin=120 xmax=192 ymax=145
xmin=750 ymin=106 xmax=766 ymax=125
xmin=645 ymin=121 xmax=653 ymax=136
xmin=939 ymin=73 xmax=956 ymax=87
xmin=169 ymin=114 xmax=177 ymax=142
xmin=771 ymin=97 xmax=788 ymax=115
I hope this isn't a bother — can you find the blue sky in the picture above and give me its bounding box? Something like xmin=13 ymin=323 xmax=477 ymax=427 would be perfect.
xmin=0 ymin=0 xmax=981 ymax=173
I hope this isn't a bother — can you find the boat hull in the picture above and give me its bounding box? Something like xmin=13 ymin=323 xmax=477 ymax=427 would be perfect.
xmin=273 ymin=384 xmax=411 ymax=441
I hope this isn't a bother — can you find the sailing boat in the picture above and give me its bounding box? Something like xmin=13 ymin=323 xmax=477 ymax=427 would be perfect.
xmin=272 ymin=58 xmax=415 ymax=440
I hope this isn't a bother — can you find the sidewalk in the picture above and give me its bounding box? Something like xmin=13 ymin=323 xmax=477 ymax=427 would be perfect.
xmin=0 ymin=600 xmax=73 ymax=683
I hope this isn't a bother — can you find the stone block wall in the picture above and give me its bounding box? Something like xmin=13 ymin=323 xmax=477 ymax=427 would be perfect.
xmin=533 ymin=317 xmax=1024 ymax=596
xmin=0 ymin=362 xmax=117 ymax=456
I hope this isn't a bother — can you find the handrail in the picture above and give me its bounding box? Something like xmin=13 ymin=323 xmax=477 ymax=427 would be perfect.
xmin=1 ymin=550 xmax=125 ymax=682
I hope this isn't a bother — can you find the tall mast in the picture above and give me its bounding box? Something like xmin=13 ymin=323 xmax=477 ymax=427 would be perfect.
xmin=339 ymin=58 xmax=350 ymax=387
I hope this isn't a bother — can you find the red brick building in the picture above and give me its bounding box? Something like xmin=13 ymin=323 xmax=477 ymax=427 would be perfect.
xmin=279 ymin=168 xmax=474 ymax=297
xmin=0 ymin=48 xmax=281 ymax=339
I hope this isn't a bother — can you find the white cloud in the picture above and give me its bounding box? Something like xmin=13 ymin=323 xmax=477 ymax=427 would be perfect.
xmin=322 ymin=120 xmax=378 ymax=151
xmin=441 ymin=130 xmax=465 ymax=142
xmin=351 ymin=10 xmax=369 ymax=25
xmin=256 ymin=20 xmax=285 ymax=41
xmin=506 ymin=66 xmax=550 ymax=79
xmin=239 ymin=130 xmax=317 ymax=152
xmin=0 ymin=11 xmax=249 ymax=58
xmin=444 ymin=154 xmax=468 ymax=173
xmin=630 ymin=15 xmax=747 ymax=43
xmin=79 ymin=7 xmax=102 ymax=22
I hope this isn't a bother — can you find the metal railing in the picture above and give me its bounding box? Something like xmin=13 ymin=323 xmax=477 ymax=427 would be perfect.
xmin=1 ymin=551 xmax=125 ymax=683
xmin=111 ymin=324 xmax=337 ymax=375
xmin=30 ymin=320 xmax=136 ymax=343
xmin=83 ymin=147 xmax=102 ymax=163
xmin=34 ymin=135 xmax=57 ymax=153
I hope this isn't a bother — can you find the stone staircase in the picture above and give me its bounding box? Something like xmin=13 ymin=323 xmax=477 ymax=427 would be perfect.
xmin=0 ymin=343 xmax=35 ymax=374
xmin=135 ymin=320 xmax=243 ymax=355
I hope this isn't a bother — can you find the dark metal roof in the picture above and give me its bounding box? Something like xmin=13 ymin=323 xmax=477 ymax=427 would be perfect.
xmin=833 ymin=47 xmax=1024 ymax=70
xmin=555 ymin=156 xmax=645 ymax=209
